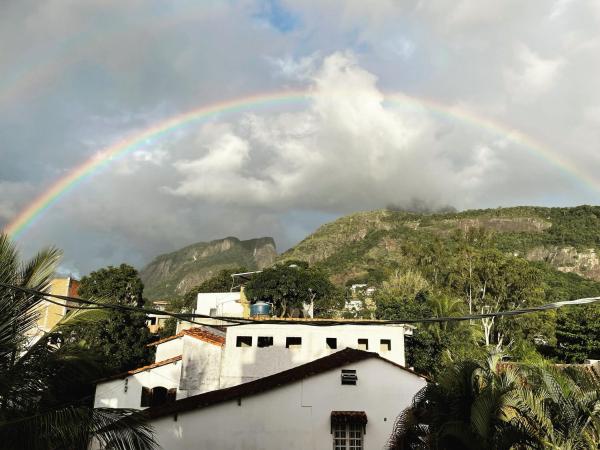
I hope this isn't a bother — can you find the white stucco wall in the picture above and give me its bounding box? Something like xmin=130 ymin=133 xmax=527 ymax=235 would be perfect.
xmin=196 ymin=292 xmax=244 ymax=317
xmin=94 ymin=359 xmax=182 ymax=410
xmin=155 ymin=337 xmax=184 ymax=362
xmin=151 ymin=357 xmax=426 ymax=450
xmin=178 ymin=335 xmax=223 ymax=396
xmin=220 ymin=324 xmax=407 ymax=387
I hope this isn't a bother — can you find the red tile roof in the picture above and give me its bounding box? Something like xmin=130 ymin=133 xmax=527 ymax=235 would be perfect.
xmin=144 ymin=348 xmax=425 ymax=419
xmin=98 ymin=355 xmax=182 ymax=382
xmin=147 ymin=327 xmax=225 ymax=347
xmin=331 ymin=411 xmax=368 ymax=425
xmin=183 ymin=328 xmax=225 ymax=346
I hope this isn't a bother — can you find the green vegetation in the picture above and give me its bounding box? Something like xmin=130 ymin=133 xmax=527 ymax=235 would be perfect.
xmin=279 ymin=206 xmax=600 ymax=371
xmin=79 ymin=263 xmax=144 ymax=306
xmin=0 ymin=234 xmax=156 ymax=449
xmin=73 ymin=264 xmax=152 ymax=373
xmin=178 ymin=266 xmax=248 ymax=310
xmin=140 ymin=237 xmax=276 ymax=299
xmin=389 ymin=352 xmax=600 ymax=449
xmin=245 ymin=261 xmax=343 ymax=317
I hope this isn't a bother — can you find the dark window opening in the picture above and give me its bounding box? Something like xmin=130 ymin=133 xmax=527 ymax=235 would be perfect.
xmin=380 ymin=339 xmax=391 ymax=351
xmin=149 ymin=317 xmax=157 ymax=325
xmin=142 ymin=386 xmax=177 ymax=407
xmin=326 ymin=338 xmax=337 ymax=349
xmin=357 ymin=339 xmax=368 ymax=350
xmin=257 ymin=336 xmax=274 ymax=347
xmin=236 ymin=336 xmax=252 ymax=347
xmin=286 ymin=337 xmax=302 ymax=348
xmin=341 ymin=369 xmax=358 ymax=385
xmin=151 ymin=386 xmax=168 ymax=406
xmin=141 ymin=387 xmax=151 ymax=407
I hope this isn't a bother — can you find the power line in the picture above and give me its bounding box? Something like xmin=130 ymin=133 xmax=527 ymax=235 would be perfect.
xmin=0 ymin=282 xmax=250 ymax=327
xmin=1 ymin=282 xmax=598 ymax=326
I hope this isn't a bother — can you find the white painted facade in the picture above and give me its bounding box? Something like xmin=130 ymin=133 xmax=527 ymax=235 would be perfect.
xmin=220 ymin=323 xmax=408 ymax=387
xmin=154 ymin=337 xmax=183 ymax=361
xmin=94 ymin=359 xmax=182 ymax=409
xmin=150 ymin=356 xmax=426 ymax=450
xmin=94 ymin=323 xmax=412 ymax=411
xmin=196 ymin=292 xmax=244 ymax=317
xmin=179 ymin=334 xmax=223 ymax=396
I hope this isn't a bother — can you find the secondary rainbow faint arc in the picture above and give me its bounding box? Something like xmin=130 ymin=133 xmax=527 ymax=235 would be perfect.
xmin=5 ymin=90 xmax=597 ymax=239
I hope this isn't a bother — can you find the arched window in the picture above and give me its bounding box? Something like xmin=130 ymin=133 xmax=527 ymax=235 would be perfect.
xmin=140 ymin=386 xmax=177 ymax=407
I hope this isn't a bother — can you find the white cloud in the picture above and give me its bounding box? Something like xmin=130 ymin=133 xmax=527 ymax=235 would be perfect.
xmin=3 ymin=0 xmax=600 ymax=274
xmin=167 ymin=53 xmax=500 ymax=211
xmin=505 ymin=45 xmax=564 ymax=102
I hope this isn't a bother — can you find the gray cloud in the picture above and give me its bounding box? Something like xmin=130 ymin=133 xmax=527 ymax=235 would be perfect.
xmin=1 ymin=0 xmax=599 ymax=275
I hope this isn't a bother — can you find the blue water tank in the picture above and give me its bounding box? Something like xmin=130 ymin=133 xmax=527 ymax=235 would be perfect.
xmin=250 ymin=301 xmax=272 ymax=317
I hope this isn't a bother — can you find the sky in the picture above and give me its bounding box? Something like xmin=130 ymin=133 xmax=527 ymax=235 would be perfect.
xmin=1 ymin=0 xmax=600 ymax=277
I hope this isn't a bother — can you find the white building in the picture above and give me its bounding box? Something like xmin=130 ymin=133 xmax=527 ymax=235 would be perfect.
xmin=144 ymin=348 xmax=426 ymax=450
xmin=93 ymin=321 xmax=426 ymax=449
xmin=195 ymin=292 xmax=245 ymax=317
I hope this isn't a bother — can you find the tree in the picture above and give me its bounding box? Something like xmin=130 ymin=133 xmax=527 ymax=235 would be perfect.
xmin=79 ymin=263 xmax=144 ymax=306
xmin=75 ymin=264 xmax=151 ymax=372
xmin=449 ymin=236 xmax=551 ymax=349
xmin=554 ymin=303 xmax=600 ymax=363
xmin=374 ymin=273 xmax=479 ymax=377
xmin=180 ymin=266 xmax=248 ymax=310
xmin=388 ymin=352 xmax=600 ymax=450
xmin=0 ymin=234 xmax=157 ymax=449
xmin=244 ymin=263 xmax=342 ymax=317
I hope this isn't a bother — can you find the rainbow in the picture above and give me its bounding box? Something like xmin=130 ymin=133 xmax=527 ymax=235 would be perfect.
xmin=5 ymin=90 xmax=598 ymax=238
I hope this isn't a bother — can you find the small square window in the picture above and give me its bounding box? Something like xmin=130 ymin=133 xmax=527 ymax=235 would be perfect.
xmin=357 ymin=339 xmax=368 ymax=350
xmin=286 ymin=337 xmax=302 ymax=348
xmin=380 ymin=339 xmax=391 ymax=352
xmin=341 ymin=369 xmax=357 ymax=385
xmin=257 ymin=336 xmax=273 ymax=348
xmin=326 ymin=338 xmax=337 ymax=349
xmin=236 ymin=336 xmax=252 ymax=347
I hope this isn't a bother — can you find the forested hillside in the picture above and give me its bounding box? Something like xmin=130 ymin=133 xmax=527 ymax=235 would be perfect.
xmin=280 ymin=206 xmax=600 ymax=368
xmin=281 ymin=206 xmax=600 ymax=283
xmin=140 ymin=237 xmax=277 ymax=299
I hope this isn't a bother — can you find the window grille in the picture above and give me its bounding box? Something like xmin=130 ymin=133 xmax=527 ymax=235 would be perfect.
xmin=341 ymin=369 xmax=357 ymax=385
xmin=333 ymin=422 xmax=363 ymax=450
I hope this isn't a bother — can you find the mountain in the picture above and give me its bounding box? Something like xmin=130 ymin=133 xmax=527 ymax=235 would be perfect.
xmin=280 ymin=206 xmax=600 ymax=285
xmin=140 ymin=237 xmax=277 ymax=299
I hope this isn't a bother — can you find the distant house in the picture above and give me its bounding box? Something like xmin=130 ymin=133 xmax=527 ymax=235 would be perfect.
xmin=146 ymin=300 xmax=170 ymax=333
xmin=93 ymin=320 xmax=424 ymax=448
xmin=95 ymin=322 xmax=412 ymax=406
xmin=144 ymin=349 xmax=426 ymax=450
xmin=26 ymin=277 xmax=79 ymax=344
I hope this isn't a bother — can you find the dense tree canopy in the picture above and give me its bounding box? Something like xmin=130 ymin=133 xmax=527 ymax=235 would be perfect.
xmin=389 ymin=352 xmax=600 ymax=449
xmin=74 ymin=264 xmax=151 ymax=372
xmin=245 ymin=262 xmax=343 ymax=317
xmin=79 ymin=263 xmax=144 ymax=306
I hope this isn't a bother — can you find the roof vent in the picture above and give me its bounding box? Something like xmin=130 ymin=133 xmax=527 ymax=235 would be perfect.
xmin=341 ymin=369 xmax=357 ymax=385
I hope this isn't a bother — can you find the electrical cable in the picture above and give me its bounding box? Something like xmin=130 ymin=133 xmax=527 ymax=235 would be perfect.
xmin=1 ymin=281 xmax=598 ymax=326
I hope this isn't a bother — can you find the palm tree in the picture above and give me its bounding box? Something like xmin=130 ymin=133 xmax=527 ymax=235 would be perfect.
xmin=388 ymin=352 xmax=533 ymax=449
xmin=387 ymin=352 xmax=600 ymax=450
xmin=0 ymin=233 xmax=157 ymax=450
xmin=512 ymin=363 xmax=600 ymax=449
